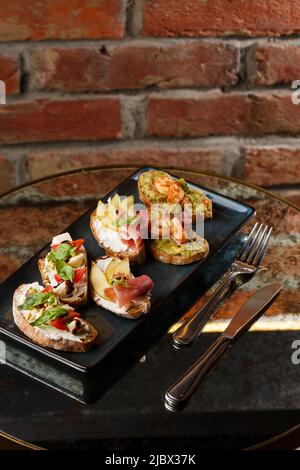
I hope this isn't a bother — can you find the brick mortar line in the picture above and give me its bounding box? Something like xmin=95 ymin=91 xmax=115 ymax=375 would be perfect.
xmin=5 ymin=84 xmax=298 ymax=100
xmin=2 ymin=135 xmax=300 ymax=155
xmin=1 ymin=132 xmax=300 ymax=145
xmin=2 ymin=36 xmax=300 ymax=50
xmin=3 ymin=33 xmax=300 ymax=47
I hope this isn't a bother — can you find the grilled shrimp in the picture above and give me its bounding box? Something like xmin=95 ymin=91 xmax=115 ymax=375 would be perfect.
xmin=167 ymin=181 xmax=185 ymax=204
xmin=154 ymin=175 xmax=173 ymax=196
xmin=170 ymin=217 xmax=188 ymax=244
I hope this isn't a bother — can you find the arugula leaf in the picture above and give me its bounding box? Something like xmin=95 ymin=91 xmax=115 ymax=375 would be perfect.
xmin=55 ymin=259 xmax=75 ymax=282
xmin=48 ymin=243 xmax=76 ymax=262
xmin=20 ymin=292 xmax=54 ymax=310
xmin=30 ymin=307 xmax=68 ymax=327
xmin=111 ymin=278 xmax=129 ymax=287
xmin=116 ymin=215 xmax=139 ymax=227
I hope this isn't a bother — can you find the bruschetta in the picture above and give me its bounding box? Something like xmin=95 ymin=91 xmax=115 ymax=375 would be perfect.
xmin=38 ymin=232 xmax=88 ymax=308
xmin=90 ymin=194 xmax=145 ymax=265
xmin=138 ymin=170 xmax=212 ymax=220
xmin=149 ymin=211 xmax=209 ymax=265
xmin=90 ymin=256 xmax=153 ymax=319
xmin=13 ymin=282 xmax=98 ymax=352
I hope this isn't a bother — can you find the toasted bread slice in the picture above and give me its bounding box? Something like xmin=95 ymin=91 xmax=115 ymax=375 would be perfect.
xmin=138 ymin=170 xmax=212 ymax=220
xmin=90 ymin=257 xmax=153 ymax=319
xmin=90 ymin=210 xmax=146 ymax=265
xmin=38 ymin=258 xmax=88 ymax=308
xmin=38 ymin=234 xmax=88 ymax=308
xmin=13 ymin=283 xmax=98 ymax=352
xmin=149 ymin=235 xmax=209 ymax=265
xmin=90 ymin=285 xmax=151 ymax=320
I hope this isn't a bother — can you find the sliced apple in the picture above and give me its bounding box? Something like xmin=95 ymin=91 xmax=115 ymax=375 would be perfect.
xmin=105 ymin=258 xmax=122 ymax=282
xmin=115 ymin=258 xmax=131 ymax=276
xmin=96 ymin=200 xmax=106 ymax=218
xmin=90 ymin=262 xmax=110 ymax=299
xmin=120 ymin=195 xmax=134 ymax=212
xmin=110 ymin=194 xmax=121 ymax=209
xmin=101 ymin=215 xmax=114 ymax=228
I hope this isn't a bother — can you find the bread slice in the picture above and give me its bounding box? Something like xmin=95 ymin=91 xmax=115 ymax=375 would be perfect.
xmin=149 ymin=236 xmax=209 ymax=265
xmin=90 ymin=210 xmax=146 ymax=265
xmin=90 ymin=257 xmax=152 ymax=319
xmin=13 ymin=284 xmax=98 ymax=352
xmin=38 ymin=249 xmax=88 ymax=308
xmin=90 ymin=285 xmax=151 ymax=320
xmin=138 ymin=170 xmax=212 ymax=221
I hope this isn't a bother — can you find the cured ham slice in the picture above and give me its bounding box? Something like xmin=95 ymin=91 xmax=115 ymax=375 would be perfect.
xmin=104 ymin=275 xmax=154 ymax=308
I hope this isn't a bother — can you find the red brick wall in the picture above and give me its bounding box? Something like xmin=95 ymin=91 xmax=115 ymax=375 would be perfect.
xmin=0 ymin=0 xmax=300 ymax=205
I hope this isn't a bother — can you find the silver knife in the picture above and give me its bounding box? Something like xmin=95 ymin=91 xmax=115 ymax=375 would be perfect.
xmin=165 ymin=282 xmax=283 ymax=412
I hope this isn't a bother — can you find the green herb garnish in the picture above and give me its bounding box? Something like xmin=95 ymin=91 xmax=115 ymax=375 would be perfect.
xmin=20 ymin=292 xmax=54 ymax=310
xmin=114 ymin=215 xmax=139 ymax=228
xmin=48 ymin=243 xmax=76 ymax=262
xmin=178 ymin=178 xmax=190 ymax=193
xmin=55 ymin=259 xmax=75 ymax=282
xmin=111 ymin=278 xmax=129 ymax=287
xmin=30 ymin=307 xmax=68 ymax=327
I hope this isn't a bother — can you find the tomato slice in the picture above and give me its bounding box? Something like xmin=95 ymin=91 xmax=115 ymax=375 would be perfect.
xmin=73 ymin=267 xmax=86 ymax=284
xmin=42 ymin=286 xmax=53 ymax=293
xmin=50 ymin=243 xmax=61 ymax=251
xmin=70 ymin=239 xmax=85 ymax=250
xmin=67 ymin=311 xmax=80 ymax=320
xmin=51 ymin=318 xmax=67 ymax=330
xmin=54 ymin=274 xmax=63 ymax=284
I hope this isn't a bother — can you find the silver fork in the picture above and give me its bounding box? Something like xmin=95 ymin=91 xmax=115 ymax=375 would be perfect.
xmin=173 ymin=223 xmax=273 ymax=349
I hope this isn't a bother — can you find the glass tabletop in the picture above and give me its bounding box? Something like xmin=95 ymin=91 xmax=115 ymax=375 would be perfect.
xmin=0 ymin=166 xmax=299 ymax=450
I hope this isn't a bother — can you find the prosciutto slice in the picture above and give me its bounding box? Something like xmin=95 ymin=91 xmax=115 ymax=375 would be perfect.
xmin=104 ymin=275 xmax=154 ymax=308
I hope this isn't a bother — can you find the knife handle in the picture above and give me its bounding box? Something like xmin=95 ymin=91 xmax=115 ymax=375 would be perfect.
xmin=165 ymin=335 xmax=232 ymax=411
xmin=173 ymin=270 xmax=237 ymax=348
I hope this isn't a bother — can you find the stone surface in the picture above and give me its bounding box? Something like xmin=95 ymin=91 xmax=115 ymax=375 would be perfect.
xmin=0 ymin=155 xmax=14 ymax=194
xmin=0 ymin=203 xmax=89 ymax=248
xmin=0 ymin=254 xmax=22 ymax=282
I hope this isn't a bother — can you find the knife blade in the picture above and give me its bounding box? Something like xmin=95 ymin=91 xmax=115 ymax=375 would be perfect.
xmin=223 ymin=282 xmax=283 ymax=339
xmin=165 ymin=282 xmax=283 ymax=412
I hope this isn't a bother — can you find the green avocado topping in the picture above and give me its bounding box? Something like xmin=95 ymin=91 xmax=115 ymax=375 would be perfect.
xmin=139 ymin=171 xmax=169 ymax=203
xmin=154 ymin=239 xmax=205 ymax=257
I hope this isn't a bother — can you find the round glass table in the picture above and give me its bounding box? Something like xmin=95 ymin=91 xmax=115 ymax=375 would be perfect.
xmin=0 ymin=166 xmax=299 ymax=450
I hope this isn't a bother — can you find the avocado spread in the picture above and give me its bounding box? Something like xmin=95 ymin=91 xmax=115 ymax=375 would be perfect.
xmin=140 ymin=170 xmax=211 ymax=218
xmin=139 ymin=171 xmax=168 ymax=203
xmin=154 ymin=239 xmax=204 ymax=257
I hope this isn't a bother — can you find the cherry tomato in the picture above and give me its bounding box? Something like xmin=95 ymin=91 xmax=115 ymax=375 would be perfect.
xmin=73 ymin=267 xmax=86 ymax=284
xmin=42 ymin=286 xmax=53 ymax=293
xmin=51 ymin=318 xmax=67 ymax=330
xmin=50 ymin=243 xmax=60 ymax=251
xmin=67 ymin=311 xmax=80 ymax=320
xmin=70 ymin=239 xmax=85 ymax=251
xmin=54 ymin=274 xmax=63 ymax=284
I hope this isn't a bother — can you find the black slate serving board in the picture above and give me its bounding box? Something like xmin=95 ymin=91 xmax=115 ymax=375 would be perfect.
xmin=0 ymin=167 xmax=255 ymax=376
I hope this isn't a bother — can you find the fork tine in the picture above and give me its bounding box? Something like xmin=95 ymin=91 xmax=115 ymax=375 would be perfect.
xmin=253 ymin=226 xmax=273 ymax=267
xmin=246 ymin=224 xmax=268 ymax=265
xmin=238 ymin=222 xmax=259 ymax=261
xmin=239 ymin=222 xmax=263 ymax=262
